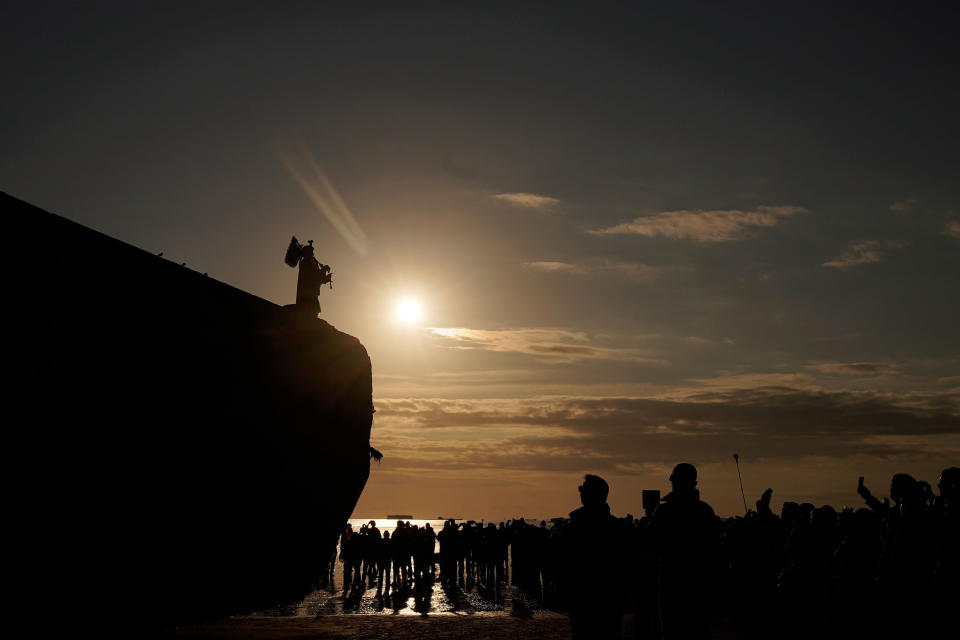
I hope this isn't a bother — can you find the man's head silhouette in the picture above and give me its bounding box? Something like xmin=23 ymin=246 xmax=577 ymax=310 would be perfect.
xmin=578 ymin=474 xmax=609 ymax=506
xmin=940 ymin=467 xmax=960 ymax=500
xmin=669 ymin=462 xmax=698 ymax=492
xmin=890 ymin=473 xmax=916 ymax=504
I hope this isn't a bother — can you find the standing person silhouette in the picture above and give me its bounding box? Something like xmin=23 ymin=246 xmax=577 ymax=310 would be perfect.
xmin=377 ymin=530 xmax=392 ymax=597
xmin=284 ymin=236 xmax=332 ymax=314
xmin=936 ymin=467 xmax=960 ymax=633
xmin=560 ymin=474 xmax=628 ymax=640
xmin=647 ymin=463 xmax=718 ymax=640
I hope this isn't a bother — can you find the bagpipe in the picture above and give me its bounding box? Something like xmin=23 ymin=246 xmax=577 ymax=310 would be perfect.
xmin=285 ymin=236 xmax=333 ymax=288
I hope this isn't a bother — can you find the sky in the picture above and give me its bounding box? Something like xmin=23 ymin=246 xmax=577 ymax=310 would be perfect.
xmin=3 ymin=2 xmax=959 ymax=519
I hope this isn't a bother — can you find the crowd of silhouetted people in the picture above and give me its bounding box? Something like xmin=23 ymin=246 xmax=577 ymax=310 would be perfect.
xmin=322 ymin=464 xmax=959 ymax=639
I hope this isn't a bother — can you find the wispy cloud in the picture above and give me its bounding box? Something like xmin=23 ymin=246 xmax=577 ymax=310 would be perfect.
xmin=426 ymin=327 xmax=663 ymax=363
xmin=490 ymin=192 xmax=561 ymax=210
xmin=889 ymin=199 xmax=918 ymax=213
xmin=684 ymin=336 xmax=736 ymax=347
xmin=944 ymin=220 xmax=960 ymax=241
xmin=822 ymin=240 xmax=900 ymax=269
xmin=371 ymin=387 xmax=960 ymax=473
xmin=521 ymin=261 xmax=577 ymax=272
xmin=808 ymin=362 xmax=901 ymax=377
xmin=521 ymin=260 xmax=664 ymax=282
xmin=684 ymin=372 xmax=818 ymax=391
xmin=602 ymin=261 xmax=665 ymax=281
xmin=588 ymin=205 xmax=806 ymax=242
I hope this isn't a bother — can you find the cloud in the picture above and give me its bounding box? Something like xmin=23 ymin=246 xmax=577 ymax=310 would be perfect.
xmin=598 ymin=261 xmax=666 ymax=281
xmin=371 ymin=387 xmax=960 ymax=475
xmin=521 ymin=261 xmax=577 ymax=272
xmin=944 ymin=220 xmax=960 ymax=241
xmin=684 ymin=336 xmax=736 ymax=347
xmin=889 ymin=199 xmax=917 ymax=213
xmin=522 ymin=260 xmax=665 ymax=282
xmin=687 ymin=372 xmax=817 ymax=390
xmin=588 ymin=205 xmax=806 ymax=242
xmin=426 ymin=327 xmax=663 ymax=363
xmin=490 ymin=192 xmax=561 ymax=210
xmin=822 ymin=239 xmax=900 ymax=269
xmin=808 ymin=362 xmax=901 ymax=376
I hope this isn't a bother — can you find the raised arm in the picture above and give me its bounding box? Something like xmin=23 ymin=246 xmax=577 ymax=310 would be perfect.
xmin=857 ymin=476 xmax=887 ymax=515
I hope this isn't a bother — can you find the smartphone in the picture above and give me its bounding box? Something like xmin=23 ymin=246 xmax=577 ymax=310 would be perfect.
xmin=858 ymin=476 xmax=864 ymax=489
xmin=642 ymin=489 xmax=661 ymax=513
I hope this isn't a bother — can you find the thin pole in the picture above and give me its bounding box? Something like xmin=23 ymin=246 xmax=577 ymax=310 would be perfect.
xmin=734 ymin=453 xmax=748 ymax=514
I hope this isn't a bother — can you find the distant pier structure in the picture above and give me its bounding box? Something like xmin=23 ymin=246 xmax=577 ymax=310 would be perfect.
xmin=2 ymin=192 xmax=374 ymax=629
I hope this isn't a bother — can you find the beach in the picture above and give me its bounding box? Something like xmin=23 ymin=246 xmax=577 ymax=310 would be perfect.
xmin=167 ymin=612 xmax=746 ymax=639
xmin=163 ymin=518 xmax=746 ymax=639
xmin=166 ymin=519 xmax=576 ymax=639
xmin=168 ymin=612 xmax=574 ymax=640
xmin=162 ymin=577 xmax=744 ymax=640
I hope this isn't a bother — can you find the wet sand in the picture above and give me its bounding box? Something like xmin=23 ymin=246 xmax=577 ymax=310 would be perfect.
xmin=166 ymin=576 xmax=577 ymax=639
xmin=166 ymin=562 xmax=577 ymax=639
xmin=169 ymin=612 xmax=573 ymax=640
xmin=168 ymin=613 xmax=745 ymax=640
xmin=163 ymin=544 xmax=741 ymax=639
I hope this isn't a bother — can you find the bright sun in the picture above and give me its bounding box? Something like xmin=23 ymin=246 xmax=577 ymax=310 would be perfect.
xmin=394 ymin=298 xmax=423 ymax=325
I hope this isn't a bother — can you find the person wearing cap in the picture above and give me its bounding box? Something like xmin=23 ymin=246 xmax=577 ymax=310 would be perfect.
xmin=560 ymin=474 xmax=628 ymax=640
xmin=647 ymin=462 xmax=719 ymax=640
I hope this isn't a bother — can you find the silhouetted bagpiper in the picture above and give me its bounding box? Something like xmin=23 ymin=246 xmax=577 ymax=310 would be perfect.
xmin=284 ymin=236 xmax=331 ymax=314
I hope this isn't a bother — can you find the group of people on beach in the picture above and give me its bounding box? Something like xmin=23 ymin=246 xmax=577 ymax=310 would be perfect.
xmin=324 ymin=463 xmax=959 ymax=639
xmin=333 ymin=520 xmax=439 ymax=597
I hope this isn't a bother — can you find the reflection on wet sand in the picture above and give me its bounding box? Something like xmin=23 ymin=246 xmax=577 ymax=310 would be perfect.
xmin=261 ymin=550 xmax=545 ymax=617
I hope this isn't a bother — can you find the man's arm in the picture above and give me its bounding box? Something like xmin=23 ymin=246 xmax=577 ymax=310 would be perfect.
xmin=756 ymin=488 xmax=775 ymax=520
xmin=857 ymin=476 xmax=887 ymax=515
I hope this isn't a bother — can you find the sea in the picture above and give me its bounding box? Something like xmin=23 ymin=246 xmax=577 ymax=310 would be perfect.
xmin=346 ymin=517 xmax=547 ymax=552
xmin=348 ymin=517 xmax=545 ymax=530
xmin=348 ymin=517 xmax=456 ymax=534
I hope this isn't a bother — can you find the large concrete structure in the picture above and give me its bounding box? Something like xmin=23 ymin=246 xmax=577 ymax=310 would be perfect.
xmin=2 ymin=192 xmax=373 ymax=627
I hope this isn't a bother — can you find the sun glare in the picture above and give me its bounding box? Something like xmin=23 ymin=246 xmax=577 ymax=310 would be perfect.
xmin=394 ymin=298 xmax=423 ymax=326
